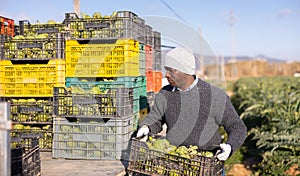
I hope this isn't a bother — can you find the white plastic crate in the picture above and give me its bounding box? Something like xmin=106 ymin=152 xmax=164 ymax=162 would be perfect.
xmin=52 ymin=116 xmax=134 ymax=160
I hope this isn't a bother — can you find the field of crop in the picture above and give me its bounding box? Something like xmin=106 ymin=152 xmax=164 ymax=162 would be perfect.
xmin=229 ymin=76 xmax=300 ymax=175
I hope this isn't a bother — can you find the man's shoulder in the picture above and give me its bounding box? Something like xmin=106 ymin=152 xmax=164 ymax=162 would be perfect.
xmin=161 ymin=84 xmax=174 ymax=92
xmin=197 ymin=78 xmax=228 ymax=97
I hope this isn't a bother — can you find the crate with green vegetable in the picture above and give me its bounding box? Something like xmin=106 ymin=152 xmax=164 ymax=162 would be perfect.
xmin=3 ymin=33 xmax=65 ymax=60
xmin=65 ymin=76 xmax=147 ymax=113
xmin=53 ymin=86 xmax=134 ymax=118
xmin=144 ymin=25 xmax=153 ymax=46
xmin=153 ymin=31 xmax=161 ymax=50
xmin=65 ymin=38 xmax=140 ymax=77
xmin=0 ymin=34 xmax=12 ymax=60
xmin=0 ymin=59 xmax=65 ymax=97
xmin=6 ymin=98 xmax=53 ymax=123
xmin=127 ymin=136 xmax=224 ymax=176
xmin=65 ymin=76 xmax=146 ymax=99
xmin=10 ymin=135 xmax=41 ymax=176
xmin=153 ymin=48 xmax=162 ymax=71
xmin=17 ymin=19 xmax=66 ymax=37
xmin=52 ymin=116 xmax=134 ymax=160
xmin=11 ymin=125 xmax=52 ymax=151
xmin=64 ymin=11 xmax=145 ymax=41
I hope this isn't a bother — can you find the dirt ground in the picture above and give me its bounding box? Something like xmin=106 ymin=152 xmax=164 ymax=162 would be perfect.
xmin=40 ymin=152 xmax=126 ymax=176
xmin=41 ymin=151 xmax=255 ymax=176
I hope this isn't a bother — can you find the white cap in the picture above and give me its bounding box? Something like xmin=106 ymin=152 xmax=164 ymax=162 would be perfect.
xmin=164 ymin=47 xmax=196 ymax=75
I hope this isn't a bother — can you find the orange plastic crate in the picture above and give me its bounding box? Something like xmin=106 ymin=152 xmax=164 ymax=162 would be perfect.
xmin=0 ymin=16 xmax=14 ymax=37
xmin=0 ymin=59 xmax=65 ymax=97
xmin=66 ymin=39 xmax=140 ymax=77
xmin=146 ymin=69 xmax=153 ymax=92
xmin=153 ymin=71 xmax=162 ymax=93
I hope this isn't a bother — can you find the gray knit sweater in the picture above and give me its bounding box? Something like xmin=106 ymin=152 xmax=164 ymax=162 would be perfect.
xmin=140 ymin=78 xmax=247 ymax=154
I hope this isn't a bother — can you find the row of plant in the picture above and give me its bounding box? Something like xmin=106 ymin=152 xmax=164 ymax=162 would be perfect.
xmin=231 ymin=76 xmax=300 ymax=175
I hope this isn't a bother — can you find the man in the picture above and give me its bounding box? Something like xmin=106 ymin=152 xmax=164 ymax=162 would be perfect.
xmin=136 ymin=47 xmax=247 ymax=161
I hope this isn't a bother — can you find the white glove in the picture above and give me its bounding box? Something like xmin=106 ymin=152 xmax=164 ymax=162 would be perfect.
xmin=216 ymin=143 xmax=231 ymax=161
xmin=136 ymin=125 xmax=149 ymax=142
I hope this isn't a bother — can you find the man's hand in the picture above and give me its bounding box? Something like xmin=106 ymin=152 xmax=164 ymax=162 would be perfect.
xmin=136 ymin=125 xmax=149 ymax=142
xmin=216 ymin=143 xmax=231 ymax=161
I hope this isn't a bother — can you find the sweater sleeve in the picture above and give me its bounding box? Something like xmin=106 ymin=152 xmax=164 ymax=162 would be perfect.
xmin=139 ymin=92 xmax=168 ymax=134
xmin=221 ymin=96 xmax=247 ymax=154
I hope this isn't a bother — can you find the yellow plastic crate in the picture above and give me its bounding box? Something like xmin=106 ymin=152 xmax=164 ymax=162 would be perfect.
xmin=66 ymin=39 xmax=139 ymax=77
xmin=0 ymin=59 xmax=65 ymax=97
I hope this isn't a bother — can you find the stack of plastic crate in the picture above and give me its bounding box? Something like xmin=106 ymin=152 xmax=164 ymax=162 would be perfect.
xmin=140 ymin=24 xmax=153 ymax=116
xmin=52 ymin=86 xmax=136 ymax=160
xmin=0 ymin=19 xmax=66 ymax=151
xmin=51 ymin=11 xmax=147 ymax=160
xmin=64 ymin=11 xmax=147 ymax=116
xmin=144 ymin=25 xmax=153 ymax=93
xmin=52 ymin=81 xmax=138 ymax=160
xmin=151 ymin=31 xmax=162 ymax=93
xmin=144 ymin=26 xmax=162 ymax=93
xmin=142 ymin=26 xmax=162 ymax=116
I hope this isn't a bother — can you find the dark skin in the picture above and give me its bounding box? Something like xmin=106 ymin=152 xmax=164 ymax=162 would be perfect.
xmin=164 ymin=67 xmax=195 ymax=91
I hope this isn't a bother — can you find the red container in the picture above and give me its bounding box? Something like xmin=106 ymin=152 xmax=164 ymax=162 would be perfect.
xmin=145 ymin=45 xmax=153 ymax=70
xmin=153 ymin=71 xmax=162 ymax=93
xmin=146 ymin=69 xmax=153 ymax=92
xmin=0 ymin=16 xmax=14 ymax=37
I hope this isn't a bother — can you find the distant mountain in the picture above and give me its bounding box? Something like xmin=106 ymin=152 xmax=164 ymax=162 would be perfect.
xmin=223 ymin=55 xmax=285 ymax=63
xmin=255 ymin=54 xmax=286 ymax=63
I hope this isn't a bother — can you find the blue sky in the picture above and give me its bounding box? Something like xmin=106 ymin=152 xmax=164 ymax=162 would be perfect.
xmin=1 ymin=0 xmax=299 ymax=61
